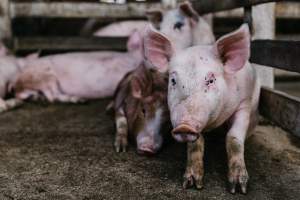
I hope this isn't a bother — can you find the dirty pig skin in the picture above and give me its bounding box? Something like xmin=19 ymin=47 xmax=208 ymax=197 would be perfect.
xmin=144 ymin=24 xmax=260 ymax=194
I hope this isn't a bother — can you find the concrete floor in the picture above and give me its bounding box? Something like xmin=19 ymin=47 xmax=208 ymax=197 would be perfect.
xmin=0 ymin=100 xmax=299 ymax=200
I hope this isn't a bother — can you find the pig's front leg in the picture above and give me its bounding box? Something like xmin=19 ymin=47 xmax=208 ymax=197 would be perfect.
xmin=226 ymin=108 xmax=250 ymax=194
xmin=114 ymin=107 xmax=128 ymax=153
xmin=0 ymin=98 xmax=23 ymax=113
xmin=183 ymin=134 xmax=205 ymax=190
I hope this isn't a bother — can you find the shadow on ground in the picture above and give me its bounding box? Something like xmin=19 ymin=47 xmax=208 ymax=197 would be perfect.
xmin=0 ymin=100 xmax=299 ymax=200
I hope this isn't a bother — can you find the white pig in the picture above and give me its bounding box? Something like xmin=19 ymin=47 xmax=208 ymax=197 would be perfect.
xmin=144 ymin=24 xmax=260 ymax=194
xmin=146 ymin=1 xmax=215 ymax=50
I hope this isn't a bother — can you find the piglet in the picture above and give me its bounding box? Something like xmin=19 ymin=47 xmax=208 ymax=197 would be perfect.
xmin=144 ymin=24 xmax=260 ymax=193
xmin=112 ymin=64 xmax=169 ymax=155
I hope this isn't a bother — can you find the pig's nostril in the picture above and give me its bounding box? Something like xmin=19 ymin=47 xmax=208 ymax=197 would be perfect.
xmin=172 ymin=124 xmax=198 ymax=142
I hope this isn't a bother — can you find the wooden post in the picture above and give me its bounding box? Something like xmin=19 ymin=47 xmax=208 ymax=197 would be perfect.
xmin=252 ymin=3 xmax=276 ymax=88
xmin=0 ymin=0 xmax=12 ymax=43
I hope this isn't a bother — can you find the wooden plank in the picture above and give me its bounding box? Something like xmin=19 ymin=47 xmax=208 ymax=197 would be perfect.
xmin=10 ymin=1 xmax=161 ymax=18
xmin=250 ymin=40 xmax=300 ymax=73
xmin=14 ymin=36 xmax=128 ymax=51
xmin=188 ymin=0 xmax=298 ymax=15
xmin=259 ymin=87 xmax=300 ymax=138
xmin=0 ymin=0 xmax=12 ymax=41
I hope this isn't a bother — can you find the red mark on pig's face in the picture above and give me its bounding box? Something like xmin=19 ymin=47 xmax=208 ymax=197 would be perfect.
xmin=204 ymin=72 xmax=217 ymax=92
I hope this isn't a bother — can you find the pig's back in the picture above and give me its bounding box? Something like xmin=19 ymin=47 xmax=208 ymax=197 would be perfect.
xmin=94 ymin=21 xmax=148 ymax=37
xmin=49 ymin=52 xmax=141 ymax=98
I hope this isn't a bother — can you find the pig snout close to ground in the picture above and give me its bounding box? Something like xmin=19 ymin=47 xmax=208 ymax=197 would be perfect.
xmin=144 ymin=24 xmax=260 ymax=194
xmin=12 ymin=31 xmax=144 ymax=102
xmin=0 ymin=43 xmax=38 ymax=112
xmin=112 ymin=64 xmax=169 ymax=155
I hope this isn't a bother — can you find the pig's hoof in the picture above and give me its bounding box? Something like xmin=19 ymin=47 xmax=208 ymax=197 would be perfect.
xmin=228 ymin=161 xmax=249 ymax=194
xmin=114 ymin=137 xmax=128 ymax=153
xmin=183 ymin=168 xmax=203 ymax=190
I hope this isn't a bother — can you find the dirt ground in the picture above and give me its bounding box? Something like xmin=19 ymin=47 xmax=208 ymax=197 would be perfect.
xmin=0 ymin=99 xmax=299 ymax=200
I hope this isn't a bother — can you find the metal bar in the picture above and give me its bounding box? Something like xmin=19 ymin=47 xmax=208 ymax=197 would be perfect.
xmin=243 ymin=6 xmax=252 ymax=33
xmin=259 ymin=87 xmax=300 ymax=138
xmin=250 ymin=40 xmax=300 ymax=73
xmin=10 ymin=1 xmax=161 ymax=18
xmin=14 ymin=36 xmax=128 ymax=51
xmin=188 ymin=0 xmax=299 ymax=15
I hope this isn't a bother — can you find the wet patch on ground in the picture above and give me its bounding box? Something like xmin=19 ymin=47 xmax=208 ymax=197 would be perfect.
xmin=0 ymin=100 xmax=299 ymax=200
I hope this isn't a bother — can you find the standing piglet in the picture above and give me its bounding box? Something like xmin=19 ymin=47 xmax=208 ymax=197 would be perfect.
xmin=144 ymin=24 xmax=260 ymax=193
xmin=112 ymin=64 xmax=169 ymax=155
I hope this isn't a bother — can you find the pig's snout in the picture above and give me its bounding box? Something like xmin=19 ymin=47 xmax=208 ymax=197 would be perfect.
xmin=137 ymin=144 xmax=157 ymax=156
xmin=172 ymin=124 xmax=199 ymax=142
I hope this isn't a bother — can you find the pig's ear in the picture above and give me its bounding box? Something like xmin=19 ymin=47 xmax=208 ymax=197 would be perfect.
xmin=215 ymin=24 xmax=250 ymax=74
xmin=131 ymin=77 xmax=142 ymax=99
xmin=179 ymin=1 xmax=199 ymax=23
xmin=146 ymin=10 xmax=163 ymax=29
xmin=143 ymin=25 xmax=173 ymax=73
xmin=127 ymin=30 xmax=143 ymax=52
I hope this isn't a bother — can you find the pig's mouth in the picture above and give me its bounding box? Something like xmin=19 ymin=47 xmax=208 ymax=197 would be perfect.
xmin=172 ymin=123 xmax=199 ymax=142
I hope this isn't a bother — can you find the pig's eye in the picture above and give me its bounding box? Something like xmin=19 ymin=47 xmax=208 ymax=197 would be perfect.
xmin=174 ymin=22 xmax=184 ymax=30
xmin=171 ymin=78 xmax=176 ymax=86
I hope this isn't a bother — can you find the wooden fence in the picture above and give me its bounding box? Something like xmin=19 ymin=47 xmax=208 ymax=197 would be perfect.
xmin=0 ymin=0 xmax=300 ymax=137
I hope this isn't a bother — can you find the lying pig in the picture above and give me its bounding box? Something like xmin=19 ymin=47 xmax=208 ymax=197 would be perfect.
xmin=12 ymin=31 xmax=144 ymax=102
xmin=112 ymin=64 xmax=169 ymax=154
xmin=0 ymin=43 xmax=38 ymax=112
xmin=144 ymin=24 xmax=260 ymax=194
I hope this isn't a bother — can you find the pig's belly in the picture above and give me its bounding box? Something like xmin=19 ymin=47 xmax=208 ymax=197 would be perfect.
xmin=56 ymin=66 xmax=134 ymax=99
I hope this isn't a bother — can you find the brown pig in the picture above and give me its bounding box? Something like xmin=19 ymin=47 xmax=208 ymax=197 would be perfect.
xmin=112 ymin=64 xmax=169 ymax=155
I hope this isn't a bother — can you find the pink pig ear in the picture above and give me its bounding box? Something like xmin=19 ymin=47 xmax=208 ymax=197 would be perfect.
xmin=215 ymin=24 xmax=250 ymax=74
xmin=127 ymin=29 xmax=143 ymax=52
xmin=143 ymin=25 xmax=173 ymax=73
xmin=179 ymin=1 xmax=199 ymax=23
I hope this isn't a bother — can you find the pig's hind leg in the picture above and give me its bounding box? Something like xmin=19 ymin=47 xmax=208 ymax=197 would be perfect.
xmin=114 ymin=107 xmax=128 ymax=152
xmin=183 ymin=134 xmax=205 ymax=190
xmin=226 ymin=107 xmax=251 ymax=194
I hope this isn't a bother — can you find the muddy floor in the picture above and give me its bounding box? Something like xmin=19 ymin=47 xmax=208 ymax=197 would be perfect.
xmin=0 ymin=100 xmax=299 ymax=200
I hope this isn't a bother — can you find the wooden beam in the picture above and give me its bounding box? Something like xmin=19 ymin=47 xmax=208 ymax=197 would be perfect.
xmin=250 ymin=40 xmax=300 ymax=73
xmin=0 ymin=0 xmax=12 ymax=41
xmin=14 ymin=36 xmax=128 ymax=51
xmin=10 ymin=1 xmax=161 ymax=18
xmin=188 ymin=0 xmax=298 ymax=15
xmin=259 ymin=87 xmax=300 ymax=138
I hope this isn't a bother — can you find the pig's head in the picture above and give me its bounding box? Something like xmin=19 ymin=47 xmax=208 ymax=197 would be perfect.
xmin=144 ymin=24 xmax=250 ymax=142
xmin=146 ymin=1 xmax=197 ymax=50
xmin=146 ymin=1 xmax=214 ymax=50
xmin=119 ymin=65 xmax=168 ymax=155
